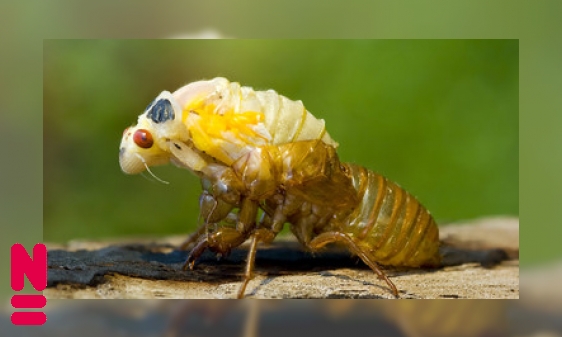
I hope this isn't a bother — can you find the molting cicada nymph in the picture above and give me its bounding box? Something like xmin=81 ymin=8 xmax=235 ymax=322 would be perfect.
xmin=119 ymin=77 xmax=440 ymax=298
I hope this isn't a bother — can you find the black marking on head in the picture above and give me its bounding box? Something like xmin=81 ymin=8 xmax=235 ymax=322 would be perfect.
xmin=147 ymin=99 xmax=175 ymax=123
xmin=173 ymin=143 xmax=181 ymax=150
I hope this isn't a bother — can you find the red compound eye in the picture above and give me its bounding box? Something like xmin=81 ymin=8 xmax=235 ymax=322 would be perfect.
xmin=133 ymin=129 xmax=154 ymax=148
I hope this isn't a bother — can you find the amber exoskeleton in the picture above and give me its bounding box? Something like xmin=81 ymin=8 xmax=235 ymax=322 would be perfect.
xmin=119 ymin=78 xmax=440 ymax=298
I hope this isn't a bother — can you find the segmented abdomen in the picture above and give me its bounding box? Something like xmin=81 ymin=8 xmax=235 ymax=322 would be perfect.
xmin=227 ymin=81 xmax=338 ymax=147
xmin=343 ymin=164 xmax=440 ymax=267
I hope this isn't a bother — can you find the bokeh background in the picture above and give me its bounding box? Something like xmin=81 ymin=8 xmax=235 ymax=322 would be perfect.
xmin=43 ymin=40 xmax=518 ymax=245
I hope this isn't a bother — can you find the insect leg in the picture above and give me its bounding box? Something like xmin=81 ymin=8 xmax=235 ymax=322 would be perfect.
xmin=185 ymin=225 xmax=253 ymax=270
xmin=237 ymin=228 xmax=276 ymax=299
xmin=257 ymin=198 xmax=287 ymax=244
xmin=237 ymin=198 xmax=259 ymax=233
xmin=237 ymin=233 xmax=259 ymax=299
xmin=180 ymin=190 xmax=236 ymax=250
xmin=307 ymin=231 xmax=399 ymax=297
xmin=235 ymin=197 xmax=263 ymax=298
xmin=181 ymin=194 xmax=236 ymax=269
xmin=183 ymin=198 xmax=259 ymax=273
xmin=183 ymin=237 xmax=209 ymax=271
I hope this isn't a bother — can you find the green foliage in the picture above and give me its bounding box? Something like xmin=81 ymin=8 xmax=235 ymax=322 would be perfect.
xmin=43 ymin=40 xmax=518 ymax=243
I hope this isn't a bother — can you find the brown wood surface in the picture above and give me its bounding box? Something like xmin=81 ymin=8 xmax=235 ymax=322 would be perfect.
xmin=45 ymin=216 xmax=518 ymax=299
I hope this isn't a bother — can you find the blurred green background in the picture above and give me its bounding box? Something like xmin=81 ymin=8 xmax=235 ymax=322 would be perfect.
xmin=43 ymin=40 xmax=518 ymax=243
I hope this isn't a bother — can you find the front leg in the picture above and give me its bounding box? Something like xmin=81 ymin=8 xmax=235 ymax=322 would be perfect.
xmin=183 ymin=198 xmax=280 ymax=299
xmin=179 ymin=188 xmax=236 ymax=250
xmin=183 ymin=227 xmax=249 ymax=270
xmin=183 ymin=197 xmax=259 ymax=269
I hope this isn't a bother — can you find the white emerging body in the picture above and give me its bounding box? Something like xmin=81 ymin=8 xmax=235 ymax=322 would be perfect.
xmin=119 ymin=77 xmax=337 ymax=176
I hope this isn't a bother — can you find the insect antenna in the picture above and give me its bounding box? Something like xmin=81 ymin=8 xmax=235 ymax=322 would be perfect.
xmin=135 ymin=153 xmax=170 ymax=185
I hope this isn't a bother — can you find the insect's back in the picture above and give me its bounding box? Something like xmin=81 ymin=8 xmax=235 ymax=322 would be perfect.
xmin=341 ymin=164 xmax=440 ymax=268
xmin=238 ymin=84 xmax=338 ymax=147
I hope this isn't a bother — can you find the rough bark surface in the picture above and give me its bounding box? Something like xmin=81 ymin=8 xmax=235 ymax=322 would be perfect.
xmin=45 ymin=216 xmax=519 ymax=299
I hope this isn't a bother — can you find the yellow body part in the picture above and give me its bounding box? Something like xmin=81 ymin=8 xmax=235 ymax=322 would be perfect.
xmin=184 ymin=98 xmax=267 ymax=165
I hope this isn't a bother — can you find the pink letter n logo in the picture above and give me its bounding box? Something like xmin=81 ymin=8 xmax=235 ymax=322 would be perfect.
xmin=10 ymin=243 xmax=47 ymax=325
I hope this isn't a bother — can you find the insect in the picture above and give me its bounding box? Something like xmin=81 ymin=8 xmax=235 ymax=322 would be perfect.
xmin=119 ymin=77 xmax=440 ymax=298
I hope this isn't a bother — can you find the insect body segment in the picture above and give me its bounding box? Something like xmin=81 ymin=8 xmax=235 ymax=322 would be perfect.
xmin=343 ymin=164 xmax=440 ymax=268
xmin=119 ymin=78 xmax=440 ymax=298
